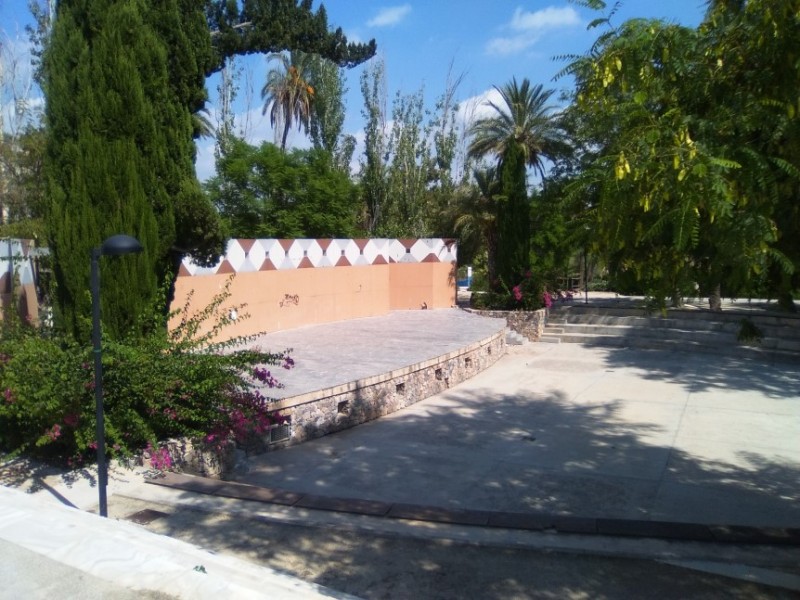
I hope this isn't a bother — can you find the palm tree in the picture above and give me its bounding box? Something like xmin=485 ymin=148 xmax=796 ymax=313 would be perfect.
xmin=467 ymin=78 xmax=569 ymax=290
xmin=467 ymin=78 xmax=567 ymax=178
xmin=261 ymin=52 xmax=315 ymax=150
xmin=452 ymin=167 xmax=501 ymax=283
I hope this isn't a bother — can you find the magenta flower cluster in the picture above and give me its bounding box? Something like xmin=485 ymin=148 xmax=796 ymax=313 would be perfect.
xmin=145 ymin=442 xmax=173 ymax=471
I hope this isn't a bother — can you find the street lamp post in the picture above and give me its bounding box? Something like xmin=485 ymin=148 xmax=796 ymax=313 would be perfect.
xmin=91 ymin=234 xmax=143 ymax=517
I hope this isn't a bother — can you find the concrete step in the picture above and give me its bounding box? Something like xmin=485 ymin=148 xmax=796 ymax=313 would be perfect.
xmin=543 ymin=327 xmax=565 ymax=334
xmin=548 ymin=314 xmax=740 ymax=332
xmin=538 ymin=335 xmax=562 ymax=344
xmin=549 ymin=305 xmax=800 ymax=331
xmin=552 ymin=332 xmax=800 ymax=363
xmin=546 ymin=321 xmax=796 ymax=351
xmin=506 ymin=330 xmax=528 ymax=346
xmin=552 ymin=323 xmax=736 ymax=342
xmin=540 ymin=306 xmax=800 ymax=362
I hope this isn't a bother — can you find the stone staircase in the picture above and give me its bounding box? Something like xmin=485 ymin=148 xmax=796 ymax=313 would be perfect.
xmin=540 ymin=304 xmax=800 ymax=362
xmin=506 ymin=329 xmax=529 ymax=346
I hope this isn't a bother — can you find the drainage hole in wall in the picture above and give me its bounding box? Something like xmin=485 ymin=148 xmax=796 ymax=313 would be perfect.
xmin=465 ymin=357 xmax=472 ymax=368
xmin=487 ymin=346 xmax=492 ymax=355
xmin=337 ymin=400 xmax=350 ymax=414
xmin=435 ymin=368 xmax=443 ymax=381
xmin=269 ymin=418 xmax=291 ymax=444
xmin=396 ymin=382 xmax=406 ymax=394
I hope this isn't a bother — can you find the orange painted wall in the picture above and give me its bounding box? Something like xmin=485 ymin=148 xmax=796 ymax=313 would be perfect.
xmin=388 ymin=262 xmax=456 ymax=310
xmin=170 ymin=251 xmax=457 ymax=341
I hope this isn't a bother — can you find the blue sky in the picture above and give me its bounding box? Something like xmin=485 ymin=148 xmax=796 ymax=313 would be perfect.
xmin=1 ymin=1 xmax=709 ymax=179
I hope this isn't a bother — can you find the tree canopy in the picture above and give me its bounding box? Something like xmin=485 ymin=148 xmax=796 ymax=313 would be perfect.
xmin=42 ymin=0 xmax=375 ymax=340
xmin=206 ymin=0 xmax=376 ymax=72
xmin=561 ymin=0 xmax=800 ymax=308
xmin=467 ymin=78 xmax=569 ymax=289
xmin=207 ymin=140 xmax=359 ymax=238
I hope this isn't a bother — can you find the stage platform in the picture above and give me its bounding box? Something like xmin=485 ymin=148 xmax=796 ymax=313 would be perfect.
xmin=237 ymin=308 xmax=508 ymax=447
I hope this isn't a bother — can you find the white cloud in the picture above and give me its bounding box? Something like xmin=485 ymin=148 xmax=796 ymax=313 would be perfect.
xmin=456 ymin=88 xmax=504 ymax=130
xmin=510 ymin=6 xmax=580 ymax=31
xmin=485 ymin=5 xmax=581 ymax=57
xmin=194 ymin=140 xmax=217 ymax=182
xmin=367 ymin=5 xmax=412 ymax=28
xmin=485 ymin=35 xmax=540 ymax=57
xmin=345 ymin=31 xmax=364 ymax=45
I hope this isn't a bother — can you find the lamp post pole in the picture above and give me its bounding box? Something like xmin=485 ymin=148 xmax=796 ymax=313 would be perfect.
xmin=90 ymin=234 xmax=143 ymax=518
xmin=90 ymin=248 xmax=107 ymax=517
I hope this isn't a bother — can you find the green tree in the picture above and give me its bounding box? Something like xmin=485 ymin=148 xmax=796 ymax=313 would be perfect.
xmin=206 ymin=0 xmax=376 ymax=72
xmin=207 ymin=139 xmax=358 ymax=238
xmin=699 ymin=0 xmax=800 ymax=309
xmin=449 ymin=167 xmax=500 ymax=281
xmin=0 ymin=127 xmax=47 ymax=239
xmin=467 ymin=78 xmax=568 ymax=287
xmin=359 ymin=59 xmax=389 ymax=233
xmin=261 ymin=51 xmax=315 ymax=150
xmin=304 ymin=52 xmax=348 ymax=161
xmin=496 ymin=140 xmax=530 ymax=285
xmin=44 ymin=0 xmax=169 ymax=340
xmin=383 ymin=88 xmax=431 ymax=236
xmin=43 ymin=0 xmax=375 ymax=340
xmin=561 ymin=1 xmax=799 ymax=309
xmin=424 ymin=69 xmax=469 ymax=243
xmin=468 ymin=78 xmax=569 ymax=180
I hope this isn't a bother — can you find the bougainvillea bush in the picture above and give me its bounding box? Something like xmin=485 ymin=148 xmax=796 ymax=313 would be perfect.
xmin=0 ymin=276 xmax=290 ymax=467
xmin=469 ymin=271 xmax=546 ymax=311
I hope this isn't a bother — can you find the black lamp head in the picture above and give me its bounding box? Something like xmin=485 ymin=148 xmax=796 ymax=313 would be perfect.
xmin=100 ymin=234 xmax=143 ymax=256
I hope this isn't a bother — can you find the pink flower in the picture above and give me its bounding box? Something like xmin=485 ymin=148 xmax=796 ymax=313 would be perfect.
xmin=543 ymin=292 xmax=553 ymax=308
xmin=512 ymin=285 xmax=523 ymax=302
xmin=64 ymin=413 xmax=79 ymax=427
xmin=4 ymin=388 xmax=14 ymax=404
xmin=46 ymin=424 xmax=61 ymax=441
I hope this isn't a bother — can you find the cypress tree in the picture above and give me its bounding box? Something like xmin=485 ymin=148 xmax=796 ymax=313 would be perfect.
xmin=45 ymin=0 xmax=165 ymax=340
xmin=44 ymin=0 xmax=223 ymax=340
xmin=496 ymin=140 xmax=530 ymax=287
xmin=43 ymin=0 xmax=374 ymax=341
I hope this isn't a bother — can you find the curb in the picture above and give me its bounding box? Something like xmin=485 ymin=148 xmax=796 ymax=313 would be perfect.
xmin=147 ymin=473 xmax=800 ymax=546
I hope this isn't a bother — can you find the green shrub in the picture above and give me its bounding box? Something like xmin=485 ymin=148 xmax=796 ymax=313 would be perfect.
xmin=737 ymin=318 xmax=764 ymax=345
xmin=588 ymin=279 xmax=609 ymax=292
xmin=0 ymin=275 xmax=290 ymax=466
xmin=469 ymin=272 xmax=545 ymax=311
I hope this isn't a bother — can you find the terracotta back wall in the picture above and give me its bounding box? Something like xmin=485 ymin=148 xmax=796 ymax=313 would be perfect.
xmin=170 ymin=238 xmax=457 ymax=341
xmin=0 ymin=239 xmax=41 ymax=325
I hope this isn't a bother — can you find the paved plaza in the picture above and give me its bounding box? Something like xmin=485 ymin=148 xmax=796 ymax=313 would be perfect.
xmin=234 ymin=337 xmax=800 ymax=528
xmin=1 ymin=306 xmax=799 ymax=597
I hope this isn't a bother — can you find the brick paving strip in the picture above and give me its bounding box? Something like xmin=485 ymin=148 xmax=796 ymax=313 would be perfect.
xmin=147 ymin=472 xmax=800 ymax=546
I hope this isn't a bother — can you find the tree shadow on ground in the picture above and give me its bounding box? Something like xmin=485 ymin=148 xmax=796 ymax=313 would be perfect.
xmin=0 ymin=456 xmax=97 ymax=507
xmin=139 ymin=499 xmax=794 ymax=600
xmin=596 ymin=345 xmax=800 ymax=398
xmin=236 ymin=372 xmax=799 ymax=527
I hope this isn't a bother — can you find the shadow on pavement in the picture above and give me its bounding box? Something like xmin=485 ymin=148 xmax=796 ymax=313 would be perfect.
xmin=236 ymin=354 xmax=799 ymax=527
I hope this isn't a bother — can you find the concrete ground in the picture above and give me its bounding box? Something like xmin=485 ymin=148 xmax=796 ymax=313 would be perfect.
xmin=233 ymin=342 xmax=800 ymax=528
xmin=1 ymin=302 xmax=799 ymax=598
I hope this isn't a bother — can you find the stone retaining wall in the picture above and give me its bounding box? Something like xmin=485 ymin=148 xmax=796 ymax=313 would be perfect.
xmin=142 ymin=438 xmax=236 ymax=479
xmin=153 ymin=326 xmax=505 ymax=477
xmin=466 ymin=308 xmax=547 ymax=342
xmin=252 ymin=329 xmax=507 ymax=451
